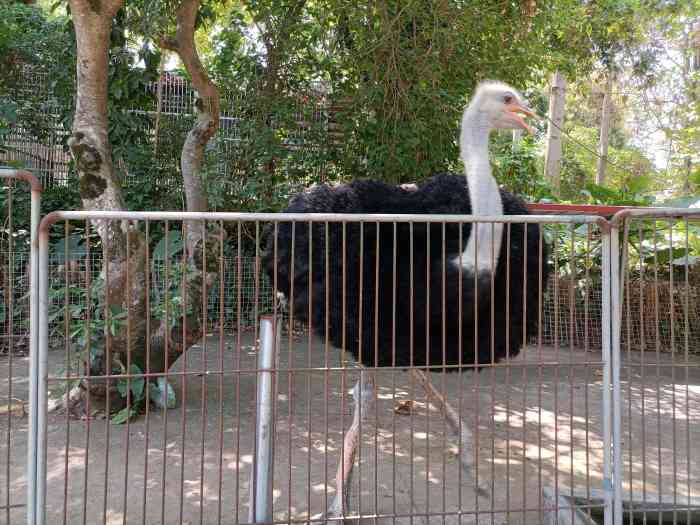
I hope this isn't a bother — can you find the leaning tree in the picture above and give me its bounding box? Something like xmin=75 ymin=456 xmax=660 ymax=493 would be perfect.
xmin=61 ymin=0 xmax=221 ymax=414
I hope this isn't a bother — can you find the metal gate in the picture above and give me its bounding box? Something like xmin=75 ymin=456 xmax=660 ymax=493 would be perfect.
xmin=3 ymin=198 xmax=698 ymax=524
xmin=24 ymin=210 xmax=614 ymax=525
xmin=611 ymin=210 xmax=700 ymax=524
xmin=0 ymin=169 xmax=41 ymax=525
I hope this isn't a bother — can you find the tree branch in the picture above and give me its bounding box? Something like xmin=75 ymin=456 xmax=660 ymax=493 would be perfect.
xmin=161 ymin=0 xmax=220 ymax=222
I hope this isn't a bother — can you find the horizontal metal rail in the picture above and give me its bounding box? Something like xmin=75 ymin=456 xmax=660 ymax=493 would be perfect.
xmin=39 ymin=210 xmax=610 ymax=228
xmin=611 ymin=207 xmax=700 ymax=225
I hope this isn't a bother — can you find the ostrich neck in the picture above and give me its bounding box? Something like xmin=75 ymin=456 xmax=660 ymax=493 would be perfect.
xmin=461 ymin=126 xmax=502 ymax=218
xmin=458 ymin=120 xmax=504 ymax=273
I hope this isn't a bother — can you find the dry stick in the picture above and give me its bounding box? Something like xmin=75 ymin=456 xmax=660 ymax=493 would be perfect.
xmin=409 ymin=368 xmax=490 ymax=498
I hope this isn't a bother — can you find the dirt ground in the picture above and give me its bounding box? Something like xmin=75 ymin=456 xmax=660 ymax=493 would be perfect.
xmin=2 ymin=334 xmax=699 ymax=525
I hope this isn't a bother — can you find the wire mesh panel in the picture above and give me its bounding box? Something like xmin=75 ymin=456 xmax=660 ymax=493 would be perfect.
xmin=617 ymin=211 xmax=700 ymax=524
xmin=0 ymin=170 xmax=40 ymax=525
xmin=36 ymin=212 xmax=612 ymax=525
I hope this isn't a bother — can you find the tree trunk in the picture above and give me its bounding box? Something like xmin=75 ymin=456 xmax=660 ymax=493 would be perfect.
xmin=544 ymin=70 xmax=566 ymax=195
xmin=63 ymin=0 xmax=222 ymax=413
xmin=148 ymin=0 xmax=222 ymax=373
xmin=67 ymin=0 xmax=149 ymax=387
xmin=596 ymin=76 xmax=613 ymax=186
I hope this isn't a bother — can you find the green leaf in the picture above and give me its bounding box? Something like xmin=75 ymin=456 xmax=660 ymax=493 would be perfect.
xmin=111 ymin=406 xmax=137 ymax=425
xmin=150 ymin=378 xmax=176 ymax=410
xmin=128 ymin=364 xmax=145 ymax=401
xmin=153 ymin=231 xmax=184 ymax=261
xmin=116 ymin=379 xmax=129 ymax=398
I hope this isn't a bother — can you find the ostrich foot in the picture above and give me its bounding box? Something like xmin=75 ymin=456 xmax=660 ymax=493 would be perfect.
xmin=409 ymin=368 xmax=490 ymax=499
xmin=327 ymin=371 xmax=375 ymax=518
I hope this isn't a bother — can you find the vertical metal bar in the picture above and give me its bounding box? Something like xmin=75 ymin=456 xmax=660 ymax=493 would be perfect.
xmin=4 ymin=179 xmax=13 ymax=525
xmin=142 ymin=220 xmax=152 ymax=525
xmin=569 ymin=223 xmax=576 ymax=525
xmin=601 ymin=225 xmax=613 ymax=525
xmin=198 ymin=221 xmax=208 ymax=525
xmin=216 ymin=221 xmax=225 ymax=525
xmin=504 ymin=222 xmax=511 ymax=525
xmin=391 ymin=221 xmax=397 ymax=525
xmin=286 ymin=221 xmax=295 ymax=524
xmin=610 ymin=222 xmax=623 ymax=525
xmin=322 ymin=221 xmax=329 ymax=517
xmin=178 ymin=222 xmax=188 ymax=525
xmin=160 ymin=222 xmax=171 ymax=524
xmin=521 ymin=221 xmax=528 ymax=525
xmin=249 ymin=315 xmax=279 ymax=523
xmin=683 ymin=218 xmax=691 ymax=525
xmin=304 ymin=221 xmax=314 ymax=520
xmin=424 ymin=221 xmax=430 ymax=520
xmin=60 ymin=221 xmax=70 ymax=525
xmin=81 ymin=220 xmax=92 ymax=525
xmin=122 ymin=221 xmax=133 ymax=525
xmin=373 ymin=221 xmax=380 ymax=523
xmin=584 ymin=223 xmax=592 ymax=521
xmin=234 ymin=221 xmax=242 ymax=525
xmin=668 ymin=219 xmax=678 ymax=525
xmin=36 ymin=215 xmax=49 ymax=525
xmin=357 ymin=222 xmax=364 ymax=518
xmin=638 ymin=221 xmax=647 ymax=524
xmin=103 ymin=230 xmax=112 ymax=525
xmin=489 ymin=221 xmax=496 ymax=525
xmin=23 ymin=173 xmax=41 ymax=525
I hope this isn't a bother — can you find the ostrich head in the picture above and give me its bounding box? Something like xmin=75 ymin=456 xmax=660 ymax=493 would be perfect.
xmin=456 ymin=81 xmax=535 ymax=273
xmin=463 ymin=81 xmax=535 ymax=134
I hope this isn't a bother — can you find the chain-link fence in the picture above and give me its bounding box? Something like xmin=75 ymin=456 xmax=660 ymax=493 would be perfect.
xmin=1 ymin=67 xmax=335 ymax=189
xmin=3 ymin=253 xmax=699 ymax=356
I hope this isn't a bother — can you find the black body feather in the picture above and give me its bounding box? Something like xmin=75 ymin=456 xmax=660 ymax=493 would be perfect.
xmin=262 ymin=174 xmax=550 ymax=370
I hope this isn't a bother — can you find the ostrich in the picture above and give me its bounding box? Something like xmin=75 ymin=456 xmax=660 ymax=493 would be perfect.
xmin=262 ymin=81 xmax=549 ymax=516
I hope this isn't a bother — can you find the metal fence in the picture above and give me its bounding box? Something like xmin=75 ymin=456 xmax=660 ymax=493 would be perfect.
xmin=0 ymin=253 xmax=603 ymax=354
xmin=4 ymin=203 xmax=700 ymax=524
xmin=613 ymin=210 xmax=700 ymax=524
xmin=0 ymin=169 xmax=41 ymax=525
xmin=24 ymin=211 xmax=613 ymax=525
xmin=1 ymin=67 xmax=334 ymax=188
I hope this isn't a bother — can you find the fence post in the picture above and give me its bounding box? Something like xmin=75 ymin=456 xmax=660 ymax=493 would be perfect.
xmin=35 ymin=208 xmax=52 ymax=525
xmin=249 ymin=315 xmax=279 ymax=523
xmin=0 ymin=169 xmax=42 ymax=525
xmin=600 ymin=222 xmax=614 ymax=525
xmin=609 ymin=222 xmax=623 ymax=524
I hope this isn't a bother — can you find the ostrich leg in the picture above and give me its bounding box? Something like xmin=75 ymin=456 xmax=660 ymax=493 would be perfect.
xmin=328 ymin=369 xmax=375 ymax=518
xmin=410 ymin=369 xmax=489 ymax=498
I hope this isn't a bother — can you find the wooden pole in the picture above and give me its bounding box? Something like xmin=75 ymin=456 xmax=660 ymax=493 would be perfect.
xmin=544 ymin=71 xmax=566 ymax=195
xmin=596 ymin=76 xmax=613 ymax=186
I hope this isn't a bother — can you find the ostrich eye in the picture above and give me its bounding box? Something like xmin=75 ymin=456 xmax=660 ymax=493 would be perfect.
xmin=503 ymin=94 xmax=513 ymax=104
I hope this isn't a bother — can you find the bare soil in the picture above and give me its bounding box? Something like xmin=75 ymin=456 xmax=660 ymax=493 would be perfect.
xmin=2 ymin=335 xmax=699 ymax=525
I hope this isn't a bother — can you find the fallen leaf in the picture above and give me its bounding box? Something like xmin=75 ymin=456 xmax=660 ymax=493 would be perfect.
xmin=0 ymin=399 xmax=26 ymax=417
xmin=394 ymin=400 xmax=413 ymax=415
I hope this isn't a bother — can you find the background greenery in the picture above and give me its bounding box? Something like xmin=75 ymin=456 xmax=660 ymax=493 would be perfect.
xmin=1 ymin=0 xmax=699 ymax=257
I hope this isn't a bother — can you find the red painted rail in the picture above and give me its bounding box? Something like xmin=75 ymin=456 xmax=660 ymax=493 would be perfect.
xmin=526 ymin=202 xmax=656 ymax=217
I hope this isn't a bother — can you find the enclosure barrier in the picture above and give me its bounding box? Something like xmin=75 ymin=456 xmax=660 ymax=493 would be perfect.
xmin=0 ymin=169 xmax=42 ymax=525
xmin=610 ymin=209 xmax=700 ymax=525
xmin=23 ymin=210 xmax=618 ymax=525
xmin=0 ymin=197 xmax=696 ymax=524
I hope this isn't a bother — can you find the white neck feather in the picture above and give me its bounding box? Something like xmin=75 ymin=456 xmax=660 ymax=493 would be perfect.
xmin=455 ymin=109 xmax=504 ymax=274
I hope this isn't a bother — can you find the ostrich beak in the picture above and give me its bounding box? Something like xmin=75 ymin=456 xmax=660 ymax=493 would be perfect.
xmin=504 ymin=102 xmax=536 ymax=134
